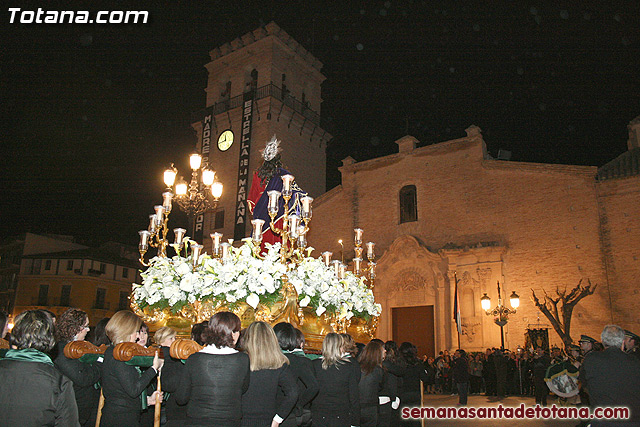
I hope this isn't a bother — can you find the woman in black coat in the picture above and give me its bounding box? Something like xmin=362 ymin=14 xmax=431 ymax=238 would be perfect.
xmin=54 ymin=308 xmax=101 ymax=427
xmin=241 ymin=321 xmax=299 ymax=427
xmin=379 ymin=341 xmax=406 ymax=427
xmin=0 ymin=309 xmax=79 ymax=426
xmin=398 ymin=342 xmax=428 ymax=426
xmin=100 ymin=310 xmax=162 ymax=427
xmin=273 ymin=322 xmax=319 ymax=427
xmin=312 ymin=332 xmax=360 ymax=427
xmin=358 ymin=340 xmax=387 ymax=427
xmin=175 ymin=311 xmax=250 ymax=427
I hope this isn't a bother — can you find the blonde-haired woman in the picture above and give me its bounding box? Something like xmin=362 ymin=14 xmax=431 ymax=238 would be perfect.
xmin=100 ymin=310 xmax=163 ymax=427
xmin=153 ymin=326 xmax=188 ymax=425
xmin=241 ymin=321 xmax=299 ymax=427
xmin=153 ymin=326 xmax=177 ymax=347
xmin=312 ymin=333 xmax=360 ymax=427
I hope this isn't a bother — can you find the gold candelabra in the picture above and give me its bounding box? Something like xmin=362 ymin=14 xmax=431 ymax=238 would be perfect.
xmin=164 ymin=154 xmax=223 ymax=218
xmin=321 ymin=229 xmax=376 ymax=288
xmin=138 ymin=153 xmax=223 ymax=266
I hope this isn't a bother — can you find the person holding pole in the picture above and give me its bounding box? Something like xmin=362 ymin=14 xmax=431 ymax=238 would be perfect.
xmin=100 ymin=310 xmax=163 ymax=427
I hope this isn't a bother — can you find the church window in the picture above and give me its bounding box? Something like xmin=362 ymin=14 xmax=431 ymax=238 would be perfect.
xmin=399 ymin=185 xmax=417 ymax=223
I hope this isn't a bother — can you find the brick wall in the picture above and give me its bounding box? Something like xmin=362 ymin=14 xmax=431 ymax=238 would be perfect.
xmin=309 ymin=130 xmax=637 ymax=349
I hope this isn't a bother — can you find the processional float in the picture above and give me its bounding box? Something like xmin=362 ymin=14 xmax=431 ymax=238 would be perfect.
xmin=131 ymin=136 xmax=381 ymax=350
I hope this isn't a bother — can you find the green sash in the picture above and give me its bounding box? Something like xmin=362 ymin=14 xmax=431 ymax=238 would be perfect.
xmin=1 ymin=348 xmax=54 ymax=366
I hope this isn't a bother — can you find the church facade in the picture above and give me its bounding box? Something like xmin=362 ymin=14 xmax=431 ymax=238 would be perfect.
xmin=192 ymin=23 xmax=640 ymax=356
xmin=309 ymin=126 xmax=640 ymax=355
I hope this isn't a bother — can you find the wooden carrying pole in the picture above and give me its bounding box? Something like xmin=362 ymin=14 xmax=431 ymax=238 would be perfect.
xmin=95 ymin=390 xmax=104 ymax=427
xmin=154 ymin=373 xmax=162 ymax=427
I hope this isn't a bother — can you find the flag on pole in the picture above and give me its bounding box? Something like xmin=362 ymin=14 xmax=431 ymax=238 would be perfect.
xmin=453 ymin=273 xmax=462 ymax=335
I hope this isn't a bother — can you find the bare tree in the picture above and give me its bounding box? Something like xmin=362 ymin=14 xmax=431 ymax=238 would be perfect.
xmin=531 ymin=279 xmax=597 ymax=349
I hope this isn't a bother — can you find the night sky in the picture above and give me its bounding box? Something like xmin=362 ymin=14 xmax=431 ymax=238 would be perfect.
xmin=1 ymin=1 xmax=639 ymax=246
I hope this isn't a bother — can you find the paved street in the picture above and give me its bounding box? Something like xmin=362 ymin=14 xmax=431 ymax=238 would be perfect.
xmin=414 ymin=394 xmax=578 ymax=426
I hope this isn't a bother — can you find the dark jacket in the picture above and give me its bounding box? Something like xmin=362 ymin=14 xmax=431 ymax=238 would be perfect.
xmin=100 ymin=345 xmax=158 ymax=427
xmin=381 ymin=359 xmax=406 ymax=400
xmin=532 ymin=354 xmax=551 ymax=381
xmin=241 ymin=364 xmax=299 ymax=427
xmin=580 ymin=347 xmax=640 ymax=426
xmin=399 ymin=360 xmax=428 ymax=405
xmin=359 ymin=365 xmax=386 ymax=407
xmin=53 ymin=342 xmax=101 ymax=426
xmin=312 ymin=358 xmax=360 ymax=427
xmin=279 ymin=351 xmax=319 ymax=420
xmin=158 ymin=346 xmax=188 ymax=422
xmin=175 ymin=350 xmax=250 ymax=427
xmin=452 ymin=356 xmax=470 ymax=383
xmin=0 ymin=349 xmax=80 ymax=427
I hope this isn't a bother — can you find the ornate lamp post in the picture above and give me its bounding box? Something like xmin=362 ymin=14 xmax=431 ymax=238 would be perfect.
xmin=481 ymin=281 xmax=520 ymax=349
xmin=137 ymin=153 xmax=223 ymax=266
xmin=163 ymin=154 xmax=223 ymax=230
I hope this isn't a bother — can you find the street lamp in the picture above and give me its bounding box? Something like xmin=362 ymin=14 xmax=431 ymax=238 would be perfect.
xmin=163 ymin=154 xmax=223 ymax=222
xmin=138 ymin=154 xmax=223 ymax=265
xmin=480 ymin=281 xmax=519 ymax=349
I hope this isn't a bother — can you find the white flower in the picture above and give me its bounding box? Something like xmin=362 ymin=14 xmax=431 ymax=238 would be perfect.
xmin=300 ymin=295 xmax=311 ymax=307
xmin=316 ymin=305 xmax=326 ymax=316
xmin=179 ymin=273 xmax=196 ymax=292
xmin=175 ymin=262 xmax=191 ymax=276
xmin=246 ymin=293 xmax=260 ymax=309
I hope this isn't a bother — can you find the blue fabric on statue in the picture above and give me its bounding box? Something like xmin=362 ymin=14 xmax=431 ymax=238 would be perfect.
xmin=252 ymin=167 xmax=306 ymax=234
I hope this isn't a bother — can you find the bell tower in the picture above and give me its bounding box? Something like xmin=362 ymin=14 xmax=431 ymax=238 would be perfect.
xmin=191 ymin=22 xmax=331 ymax=246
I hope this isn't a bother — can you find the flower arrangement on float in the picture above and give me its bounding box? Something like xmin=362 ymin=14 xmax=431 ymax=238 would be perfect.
xmin=132 ymin=240 xmax=381 ymax=322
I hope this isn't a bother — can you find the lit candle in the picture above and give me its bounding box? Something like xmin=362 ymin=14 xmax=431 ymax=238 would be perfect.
xmin=210 ymin=232 xmax=222 ymax=255
xmin=353 ymin=257 xmax=362 ymax=274
xmin=173 ymin=228 xmax=186 ymax=246
xmin=354 ymin=228 xmax=363 ymax=246
xmin=338 ymin=263 xmax=346 ymax=280
xmin=301 ymin=196 xmax=313 ymax=219
xmin=267 ymin=190 xmax=281 ymax=214
xmin=322 ymin=251 xmax=333 ymax=267
xmin=191 ymin=244 xmax=203 ymax=267
xmin=281 ymin=174 xmax=295 ymax=197
xmin=366 ymin=242 xmax=376 ymax=259
xmin=220 ymin=242 xmax=231 ymax=260
xmin=251 ymin=219 xmax=265 ymax=243
xmin=289 ymin=215 xmax=300 ymax=238
xmin=162 ymin=191 xmax=173 ymax=214
xmin=138 ymin=230 xmax=150 ymax=251
xmin=154 ymin=205 xmax=165 ymax=226
xmin=148 ymin=214 xmax=157 ymax=233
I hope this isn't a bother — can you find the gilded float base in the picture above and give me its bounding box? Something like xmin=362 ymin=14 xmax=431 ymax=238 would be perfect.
xmin=132 ymin=292 xmax=378 ymax=351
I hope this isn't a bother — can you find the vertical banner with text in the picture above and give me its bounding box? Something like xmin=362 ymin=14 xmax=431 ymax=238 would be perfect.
xmin=234 ymin=93 xmax=254 ymax=240
xmin=194 ymin=107 xmax=213 ymax=243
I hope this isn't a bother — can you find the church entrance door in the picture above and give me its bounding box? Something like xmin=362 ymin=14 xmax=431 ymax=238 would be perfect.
xmin=392 ymin=305 xmax=435 ymax=358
